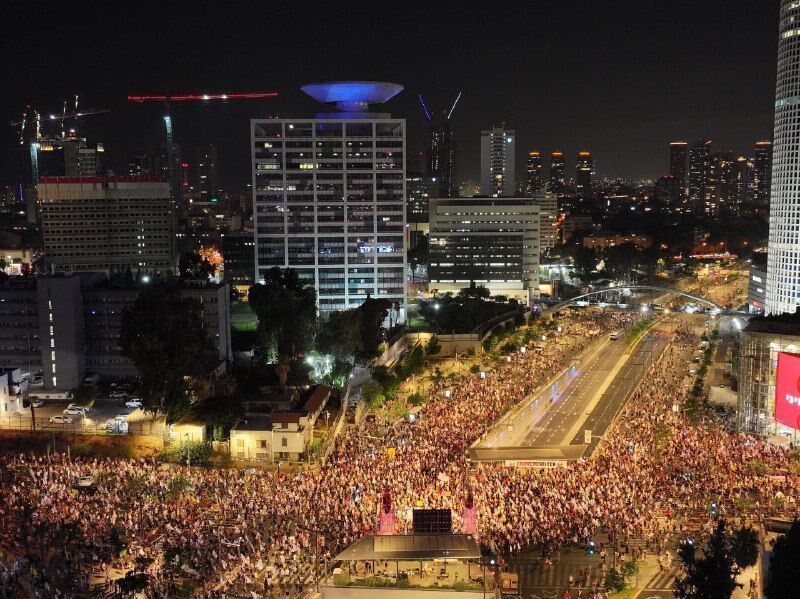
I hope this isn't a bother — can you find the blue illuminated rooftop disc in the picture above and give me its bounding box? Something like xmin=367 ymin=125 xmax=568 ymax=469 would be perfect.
xmin=301 ymin=81 xmax=404 ymax=112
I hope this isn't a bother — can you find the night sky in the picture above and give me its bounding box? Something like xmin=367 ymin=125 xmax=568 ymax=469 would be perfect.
xmin=1 ymin=1 xmax=780 ymax=191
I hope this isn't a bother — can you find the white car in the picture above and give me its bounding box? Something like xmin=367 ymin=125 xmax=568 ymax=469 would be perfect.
xmin=63 ymin=407 xmax=84 ymax=417
xmin=30 ymin=399 xmax=44 ymax=408
xmin=67 ymin=403 xmax=91 ymax=413
xmin=49 ymin=415 xmax=73 ymax=424
xmin=125 ymin=399 xmax=143 ymax=409
xmin=109 ymin=391 xmax=129 ymax=399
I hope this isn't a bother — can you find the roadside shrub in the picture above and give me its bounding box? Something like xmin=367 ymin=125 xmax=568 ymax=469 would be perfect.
xmin=157 ymin=441 xmax=213 ymax=467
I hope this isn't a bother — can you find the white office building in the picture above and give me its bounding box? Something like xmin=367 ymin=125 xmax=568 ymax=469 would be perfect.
xmin=480 ymin=127 xmax=516 ymax=197
xmin=251 ymin=82 xmax=407 ymax=319
xmin=428 ymin=197 xmax=539 ymax=302
xmin=767 ymin=0 xmax=800 ymax=315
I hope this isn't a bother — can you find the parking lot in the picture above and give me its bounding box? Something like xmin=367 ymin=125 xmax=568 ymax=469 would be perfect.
xmin=1 ymin=397 xmax=165 ymax=437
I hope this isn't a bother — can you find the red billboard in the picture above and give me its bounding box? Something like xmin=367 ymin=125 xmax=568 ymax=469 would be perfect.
xmin=775 ymin=352 xmax=800 ymax=430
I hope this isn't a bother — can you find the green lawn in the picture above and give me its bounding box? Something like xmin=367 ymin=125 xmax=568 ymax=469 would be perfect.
xmin=231 ymin=302 xmax=254 ymax=315
xmin=232 ymin=320 xmax=258 ymax=332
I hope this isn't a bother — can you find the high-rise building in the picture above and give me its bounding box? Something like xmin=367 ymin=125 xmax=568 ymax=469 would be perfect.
xmin=221 ymin=231 xmax=256 ymax=289
xmin=428 ymin=196 xmax=539 ymax=301
xmin=251 ymin=82 xmax=406 ymax=318
xmin=526 ymin=151 xmax=544 ymax=195
xmin=688 ymin=139 xmax=712 ymax=214
xmin=38 ymin=177 xmax=173 ymax=272
xmin=533 ymin=190 xmax=559 ymax=255
xmin=575 ymin=151 xmax=594 ymax=195
xmin=406 ymin=152 xmax=430 ymax=224
xmin=63 ymin=137 xmax=104 ymax=177
xmin=196 ymin=144 xmax=220 ymax=204
xmin=754 ymin=140 xmax=773 ymax=207
xmin=548 ymin=151 xmax=566 ymax=193
xmin=480 ymin=126 xmax=515 ymax=197
xmin=128 ymin=153 xmax=161 ymax=177
xmin=669 ymin=141 xmax=688 ymax=195
xmin=427 ymin=121 xmax=457 ymax=198
xmin=406 ymin=152 xmax=430 ymax=252
xmin=655 ymin=174 xmax=682 ymax=207
xmin=767 ymin=0 xmax=800 ymax=315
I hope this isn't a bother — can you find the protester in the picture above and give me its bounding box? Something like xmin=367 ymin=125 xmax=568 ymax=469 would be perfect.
xmin=0 ymin=311 xmax=795 ymax=597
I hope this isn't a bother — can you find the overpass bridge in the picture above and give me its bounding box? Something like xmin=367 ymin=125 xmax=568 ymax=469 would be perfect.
xmin=540 ymin=285 xmax=747 ymax=319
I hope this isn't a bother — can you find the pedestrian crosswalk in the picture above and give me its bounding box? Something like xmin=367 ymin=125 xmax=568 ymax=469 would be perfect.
xmin=645 ymin=566 xmax=680 ymax=591
xmin=515 ymin=560 xmax=604 ymax=592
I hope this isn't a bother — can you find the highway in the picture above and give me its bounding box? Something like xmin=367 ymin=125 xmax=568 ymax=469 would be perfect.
xmin=477 ymin=319 xmax=674 ymax=455
xmin=573 ymin=327 xmax=673 ymax=454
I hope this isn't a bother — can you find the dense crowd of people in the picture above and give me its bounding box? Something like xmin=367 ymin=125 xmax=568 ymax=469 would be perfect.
xmin=0 ymin=311 xmax=797 ymax=597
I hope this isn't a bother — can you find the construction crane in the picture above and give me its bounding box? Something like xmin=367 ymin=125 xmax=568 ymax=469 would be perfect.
xmin=11 ymin=98 xmax=110 ymax=144
xmin=127 ymin=88 xmax=278 ymax=146
xmin=417 ymin=91 xmax=462 ymax=122
xmin=10 ymin=95 xmax=110 ymax=182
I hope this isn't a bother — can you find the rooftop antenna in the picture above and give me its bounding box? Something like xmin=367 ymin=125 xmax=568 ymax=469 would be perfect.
xmin=447 ymin=91 xmax=462 ymax=120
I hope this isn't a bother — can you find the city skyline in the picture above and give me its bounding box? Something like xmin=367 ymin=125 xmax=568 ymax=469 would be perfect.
xmin=0 ymin=1 xmax=779 ymax=191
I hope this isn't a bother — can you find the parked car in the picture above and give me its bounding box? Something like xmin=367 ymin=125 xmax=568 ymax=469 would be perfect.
xmin=67 ymin=403 xmax=91 ymax=413
xmin=49 ymin=415 xmax=73 ymax=424
xmin=125 ymin=399 xmax=143 ymax=409
xmin=63 ymin=407 xmax=84 ymax=417
xmin=30 ymin=399 xmax=44 ymax=408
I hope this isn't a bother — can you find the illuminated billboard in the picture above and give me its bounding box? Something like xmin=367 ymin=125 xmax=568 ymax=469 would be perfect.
xmin=775 ymin=352 xmax=800 ymax=430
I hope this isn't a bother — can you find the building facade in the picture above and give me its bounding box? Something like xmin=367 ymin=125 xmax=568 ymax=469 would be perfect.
xmin=767 ymin=0 xmax=800 ymax=315
xmin=39 ymin=177 xmax=172 ymax=273
xmin=526 ymin=151 xmax=544 ymax=195
xmin=688 ymin=139 xmax=712 ymax=214
xmin=221 ymin=231 xmax=256 ymax=289
xmin=582 ymin=233 xmax=653 ymax=251
xmin=427 ymin=121 xmax=457 ymax=198
xmin=0 ymin=273 xmax=231 ymax=390
xmin=738 ymin=318 xmax=800 ymax=440
xmin=251 ymin=82 xmax=407 ymax=317
xmin=575 ymin=151 xmax=594 ymax=196
xmin=754 ymin=140 xmax=773 ymax=209
xmin=548 ymin=151 xmax=566 ymax=193
xmin=669 ymin=141 xmax=688 ymax=195
xmin=480 ymin=127 xmax=515 ymax=197
xmin=534 ymin=190 xmax=559 ymax=255
xmin=748 ymin=253 xmax=767 ymax=314
xmin=428 ymin=197 xmax=539 ymax=301
xmin=196 ymin=144 xmax=220 ymax=204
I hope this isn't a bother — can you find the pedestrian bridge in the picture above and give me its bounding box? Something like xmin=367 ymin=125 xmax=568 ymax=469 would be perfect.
xmin=541 ymin=285 xmax=745 ymax=319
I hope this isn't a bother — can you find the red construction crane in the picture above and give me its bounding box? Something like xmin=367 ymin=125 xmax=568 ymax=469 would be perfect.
xmin=127 ymin=88 xmax=278 ymax=145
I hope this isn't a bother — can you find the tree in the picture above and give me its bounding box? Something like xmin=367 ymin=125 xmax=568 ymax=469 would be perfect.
xmin=605 ymin=568 xmax=626 ymax=592
xmin=356 ymin=297 xmax=391 ymax=358
xmin=179 ymin=251 xmax=214 ymax=279
xmin=572 ymin=246 xmax=597 ymax=282
xmin=120 ymin=289 xmax=217 ymax=423
xmin=249 ymin=268 xmax=317 ymax=386
xmin=193 ymin=395 xmax=245 ymax=440
xmin=71 ymin=384 xmax=100 ymax=406
xmin=316 ymin=309 xmax=362 ymax=362
xmin=674 ymin=520 xmax=742 ymax=599
xmin=361 ymin=380 xmax=385 ymax=409
xmin=425 ymin=335 xmax=442 ymax=357
xmin=604 ymin=242 xmax=640 ymax=282
xmin=459 ymin=282 xmax=491 ymax=300
xmin=765 ymin=519 xmax=800 ymax=597
xmin=730 ymin=526 xmax=759 ymax=570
